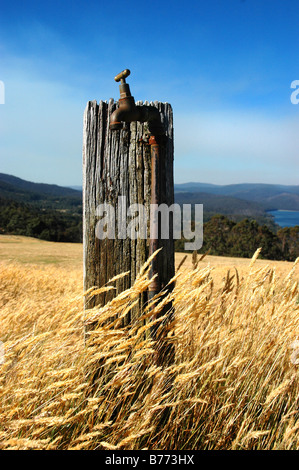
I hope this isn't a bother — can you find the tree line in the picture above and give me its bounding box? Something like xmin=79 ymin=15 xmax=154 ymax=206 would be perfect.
xmin=1 ymin=199 xmax=298 ymax=261
xmin=0 ymin=198 xmax=82 ymax=243
xmin=175 ymin=215 xmax=299 ymax=261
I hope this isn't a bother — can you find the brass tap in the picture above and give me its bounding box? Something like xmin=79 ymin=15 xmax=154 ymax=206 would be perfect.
xmin=109 ymin=69 xmax=164 ymax=135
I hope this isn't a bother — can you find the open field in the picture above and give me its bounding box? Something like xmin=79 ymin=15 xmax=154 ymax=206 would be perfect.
xmin=1 ymin=234 xmax=297 ymax=285
xmin=0 ymin=234 xmax=299 ymax=450
xmin=0 ymin=235 xmax=83 ymax=270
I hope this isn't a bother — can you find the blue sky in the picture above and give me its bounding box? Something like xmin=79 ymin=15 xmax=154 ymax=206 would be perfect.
xmin=0 ymin=0 xmax=298 ymax=186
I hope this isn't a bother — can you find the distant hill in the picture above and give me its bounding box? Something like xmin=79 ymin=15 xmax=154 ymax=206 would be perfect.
xmin=0 ymin=173 xmax=297 ymax=256
xmin=0 ymin=173 xmax=82 ymax=198
xmin=2 ymin=173 xmax=297 ymax=211
xmin=1 ymin=173 xmax=297 ymax=234
xmin=0 ymin=173 xmax=82 ymax=242
xmin=0 ymin=173 xmax=82 ymax=211
xmin=174 ymin=191 xmax=266 ymax=217
xmin=174 ymin=182 xmax=299 ymax=211
xmin=68 ymin=186 xmax=83 ymax=191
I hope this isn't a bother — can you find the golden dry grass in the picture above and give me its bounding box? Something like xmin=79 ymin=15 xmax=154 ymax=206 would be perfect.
xmin=0 ymin=235 xmax=299 ymax=450
xmin=0 ymin=235 xmax=83 ymax=270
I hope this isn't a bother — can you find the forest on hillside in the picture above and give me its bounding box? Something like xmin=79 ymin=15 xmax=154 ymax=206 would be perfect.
xmin=0 ymin=198 xmax=82 ymax=243
xmin=176 ymin=215 xmax=299 ymax=261
xmin=0 ymin=198 xmax=298 ymax=261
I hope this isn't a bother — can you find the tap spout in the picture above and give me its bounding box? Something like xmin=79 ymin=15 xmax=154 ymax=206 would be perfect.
xmin=110 ymin=103 xmax=164 ymax=135
xmin=109 ymin=69 xmax=164 ymax=135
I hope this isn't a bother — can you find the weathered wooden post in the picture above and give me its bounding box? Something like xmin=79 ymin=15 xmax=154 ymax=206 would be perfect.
xmin=83 ymin=69 xmax=174 ymax=362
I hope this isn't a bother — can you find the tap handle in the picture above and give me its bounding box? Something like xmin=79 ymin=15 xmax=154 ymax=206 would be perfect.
xmin=114 ymin=69 xmax=131 ymax=83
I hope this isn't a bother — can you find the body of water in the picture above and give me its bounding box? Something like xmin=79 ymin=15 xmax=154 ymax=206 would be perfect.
xmin=268 ymin=210 xmax=299 ymax=228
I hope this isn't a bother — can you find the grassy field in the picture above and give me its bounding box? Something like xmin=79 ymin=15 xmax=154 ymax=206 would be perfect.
xmin=0 ymin=235 xmax=299 ymax=450
xmin=0 ymin=235 xmax=83 ymax=269
xmin=0 ymin=234 xmax=295 ymax=282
